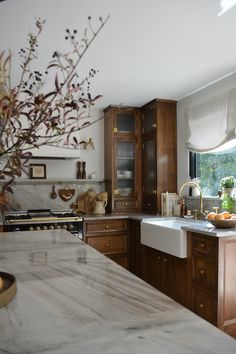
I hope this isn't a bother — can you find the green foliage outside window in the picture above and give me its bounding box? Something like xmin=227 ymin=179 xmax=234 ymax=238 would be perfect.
xmin=196 ymin=148 xmax=236 ymax=196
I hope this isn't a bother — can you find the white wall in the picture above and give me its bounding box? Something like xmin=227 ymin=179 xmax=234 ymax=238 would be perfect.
xmin=177 ymin=72 xmax=236 ymax=189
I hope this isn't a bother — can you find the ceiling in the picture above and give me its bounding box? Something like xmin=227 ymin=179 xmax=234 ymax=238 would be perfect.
xmin=1 ymin=0 xmax=236 ymax=110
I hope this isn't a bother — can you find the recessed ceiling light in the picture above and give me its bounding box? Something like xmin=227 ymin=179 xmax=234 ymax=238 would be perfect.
xmin=218 ymin=0 xmax=236 ymax=16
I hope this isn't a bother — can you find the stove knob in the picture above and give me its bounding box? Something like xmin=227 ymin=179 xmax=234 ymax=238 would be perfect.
xmin=68 ymin=224 xmax=74 ymax=230
xmin=62 ymin=224 xmax=68 ymax=230
xmin=36 ymin=226 xmax=41 ymax=231
xmin=28 ymin=226 xmax=34 ymax=231
xmin=43 ymin=226 xmax=48 ymax=230
xmin=56 ymin=225 xmax=61 ymax=229
xmin=49 ymin=225 xmax=55 ymax=230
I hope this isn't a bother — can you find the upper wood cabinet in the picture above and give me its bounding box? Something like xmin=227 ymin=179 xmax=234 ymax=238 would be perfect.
xmin=141 ymin=99 xmax=177 ymax=214
xmin=104 ymin=106 xmax=141 ymax=214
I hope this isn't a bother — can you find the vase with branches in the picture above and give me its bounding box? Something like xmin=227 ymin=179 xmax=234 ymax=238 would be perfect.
xmin=0 ymin=15 xmax=109 ymax=208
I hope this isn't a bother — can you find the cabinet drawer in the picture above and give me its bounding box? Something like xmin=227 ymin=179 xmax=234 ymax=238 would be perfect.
xmin=108 ymin=254 xmax=127 ymax=268
xmin=192 ymin=234 xmax=217 ymax=256
xmin=192 ymin=255 xmax=217 ymax=291
xmin=192 ymin=287 xmax=217 ymax=325
xmin=87 ymin=235 xmax=127 ymax=254
xmin=84 ymin=220 xmax=127 ymax=234
xmin=114 ymin=199 xmax=138 ymax=210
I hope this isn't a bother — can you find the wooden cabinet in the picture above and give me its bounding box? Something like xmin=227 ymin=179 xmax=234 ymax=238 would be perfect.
xmin=104 ymin=106 xmax=141 ymax=214
xmin=144 ymin=246 xmax=191 ymax=307
xmin=128 ymin=219 xmax=146 ymax=279
xmin=141 ymin=99 xmax=177 ymax=214
xmin=83 ymin=219 xmax=128 ymax=268
xmin=190 ymin=232 xmax=236 ymax=337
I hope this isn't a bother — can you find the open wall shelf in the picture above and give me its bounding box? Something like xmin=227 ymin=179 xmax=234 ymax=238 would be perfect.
xmin=0 ymin=179 xmax=104 ymax=186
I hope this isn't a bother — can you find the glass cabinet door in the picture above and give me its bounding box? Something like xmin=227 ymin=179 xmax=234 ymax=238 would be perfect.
xmin=142 ymin=138 xmax=156 ymax=195
xmin=116 ymin=113 xmax=136 ymax=133
xmin=142 ymin=105 xmax=156 ymax=134
xmin=116 ymin=141 xmax=135 ymax=196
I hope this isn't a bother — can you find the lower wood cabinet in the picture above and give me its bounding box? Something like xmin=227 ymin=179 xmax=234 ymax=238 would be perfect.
xmin=144 ymin=246 xmax=191 ymax=308
xmin=128 ymin=219 xmax=146 ymax=279
xmin=83 ymin=219 xmax=128 ymax=268
xmin=190 ymin=232 xmax=236 ymax=338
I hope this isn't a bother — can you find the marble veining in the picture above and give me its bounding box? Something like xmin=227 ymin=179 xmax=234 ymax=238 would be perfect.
xmin=0 ymin=230 xmax=236 ymax=354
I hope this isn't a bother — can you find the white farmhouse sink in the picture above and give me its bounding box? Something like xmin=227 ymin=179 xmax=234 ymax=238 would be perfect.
xmin=141 ymin=218 xmax=193 ymax=258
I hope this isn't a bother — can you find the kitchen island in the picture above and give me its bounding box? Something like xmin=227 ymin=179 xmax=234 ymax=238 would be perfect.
xmin=0 ymin=230 xmax=236 ymax=354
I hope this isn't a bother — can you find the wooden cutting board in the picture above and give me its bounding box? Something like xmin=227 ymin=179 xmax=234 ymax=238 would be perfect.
xmin=75 ymin=190 xmax=96 ymax=214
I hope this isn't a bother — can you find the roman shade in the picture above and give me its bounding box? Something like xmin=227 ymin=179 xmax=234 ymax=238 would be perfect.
xmin=185 ymin=88 xmax=236 ymax=152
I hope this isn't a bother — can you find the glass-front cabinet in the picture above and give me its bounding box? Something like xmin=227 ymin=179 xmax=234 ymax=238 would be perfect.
xmin=116 ymin=140 xmax=135 ymax=197
xmin=142 ymin=137 xmax=157 ymax=212
xmin=104 ymin=106 xmax=141 ymax=213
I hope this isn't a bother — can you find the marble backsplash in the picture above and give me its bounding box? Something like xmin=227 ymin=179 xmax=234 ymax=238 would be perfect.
xmin=2 ymin=181 xmax=105 ymax=212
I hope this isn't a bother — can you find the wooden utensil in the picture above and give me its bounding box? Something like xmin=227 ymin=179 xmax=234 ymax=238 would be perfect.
xmin=50 ymin=185 xmax=57 ymax=199
xmin=58 ymin=187 xmax=75 ymax=202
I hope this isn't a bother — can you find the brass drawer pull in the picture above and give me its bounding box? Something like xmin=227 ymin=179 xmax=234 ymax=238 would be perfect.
xmin=200 ymin=269 xmax=206 ymax=275
xmin=200 ymin=303 xmax=205 ymax=309
xmin=105 ymin=225 xmax=109 ymax=229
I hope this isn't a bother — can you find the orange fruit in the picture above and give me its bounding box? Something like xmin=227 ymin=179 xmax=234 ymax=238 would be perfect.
xmin=207 ymin=212 xmax=216 ymax=220
xmin=221 ymin=211 xmax=231 ymax=219
xmin=215 ymin=214 xmax=224 ymax=220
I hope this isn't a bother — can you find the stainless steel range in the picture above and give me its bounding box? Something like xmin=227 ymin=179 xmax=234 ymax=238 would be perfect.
xmin=3 ymin=209 xmax=83 ymax=238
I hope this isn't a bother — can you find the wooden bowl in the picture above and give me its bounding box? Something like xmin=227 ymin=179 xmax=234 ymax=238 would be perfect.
xmin=206 ymin=218 xmax=236 ymax=229
xmin=0 ymin=272 xmax=17 ymax=308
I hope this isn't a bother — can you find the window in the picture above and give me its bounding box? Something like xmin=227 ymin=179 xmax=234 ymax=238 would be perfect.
xmin=190 ymin=147 xmax=236 ymax=196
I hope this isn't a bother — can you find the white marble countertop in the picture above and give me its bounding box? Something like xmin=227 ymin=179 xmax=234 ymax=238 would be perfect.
xmin=0 ymin=230 xmax=236 ymax=353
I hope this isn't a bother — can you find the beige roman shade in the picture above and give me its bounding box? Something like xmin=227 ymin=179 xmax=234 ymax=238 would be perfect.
xmin=185 ymin=88 xmax=236 ymax=152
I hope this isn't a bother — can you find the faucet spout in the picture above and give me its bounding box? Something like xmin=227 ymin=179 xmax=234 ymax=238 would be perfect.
xmin=179 ymin=181 xmax=203 ymax=214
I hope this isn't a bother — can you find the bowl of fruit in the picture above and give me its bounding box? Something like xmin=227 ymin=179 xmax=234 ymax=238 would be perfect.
xmin=206 ymin=211 xmax=236 ymax=228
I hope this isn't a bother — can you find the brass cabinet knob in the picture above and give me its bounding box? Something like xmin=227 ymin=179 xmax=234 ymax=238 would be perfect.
xmin=152 ymin=123 xmax=156 ymax=128
xmin=157 ymin=256 xmax=161 ymax=260
xmin=124 ymin=202 xmax=128 ymax=206
xmin=147 ymin=203 xmax=151 ymax=207
xmin=105 ymin=225 xmax=109 ymax=229
xmin=200 ymin=243 xmax=205 ymax=248
xmin=113 ymin=189 xmax=119 ymax=195
xmin=105 ymin=243 xmax=109 ymax=247
xmin=200 ymin=269 xmax=206 ymax=275
xmin=163 ymin=258 xmax=168 ymax=263
xmin=200 ymin=303 xmax=205 ymax=309
xmin=112 ymin=127 xmax=118 ymax=133
xmin=152 ymin=189 xmax=157 ymax=194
